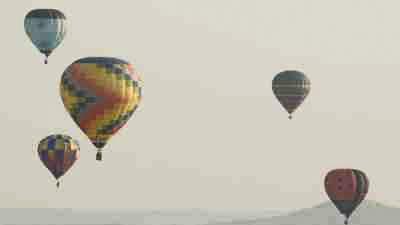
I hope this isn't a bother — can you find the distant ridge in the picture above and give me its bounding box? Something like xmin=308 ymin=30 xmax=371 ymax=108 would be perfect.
xmin=0 ymin=208 xmax=278 ymax=225
xmin=207 ymin=200 xmax=399 ymax=225
xmin=2 ymin=201 xmax=394 ymax=225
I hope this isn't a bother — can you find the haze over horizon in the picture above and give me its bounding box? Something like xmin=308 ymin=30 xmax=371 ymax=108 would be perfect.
xmin=0 ymin=0 xmax=399 ymax=211
xmin=0 ymin=200 xmax=396 ymax=225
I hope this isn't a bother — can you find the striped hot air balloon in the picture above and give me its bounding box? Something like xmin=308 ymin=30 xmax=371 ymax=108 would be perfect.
xmin=38 ymin=134 xmax=80 ymax=188
xmin=325 ymin=169 xmax=369 ymax=225
xmin=24 ymin=9 xmax=67 ymax=64
xmin=272 ymin=70 xmax=310 ymax=119
xmin=60 ymin=57 xmax=143 ymax=161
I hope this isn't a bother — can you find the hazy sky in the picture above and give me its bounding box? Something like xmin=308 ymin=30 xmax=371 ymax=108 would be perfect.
xmin=1 ymin=0 xmax=400 ymax=211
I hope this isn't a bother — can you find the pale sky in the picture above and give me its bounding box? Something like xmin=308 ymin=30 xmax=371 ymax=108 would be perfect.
xmin=0 ymin=0 xmax=399 ymax=211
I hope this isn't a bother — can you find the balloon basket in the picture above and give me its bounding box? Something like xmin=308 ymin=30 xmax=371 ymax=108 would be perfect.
xmin=96 ymin=151 xmax=102 ymax=161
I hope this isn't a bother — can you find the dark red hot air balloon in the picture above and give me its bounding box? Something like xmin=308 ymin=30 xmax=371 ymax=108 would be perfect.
xmin=324 ymin=169 xmax=369 ymax=225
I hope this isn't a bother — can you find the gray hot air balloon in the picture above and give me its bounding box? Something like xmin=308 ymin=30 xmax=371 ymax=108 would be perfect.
xmin=24 ymin=9 xmax=67 ymax=64
xmin=272 ymin=70 xmax=310 ymax=119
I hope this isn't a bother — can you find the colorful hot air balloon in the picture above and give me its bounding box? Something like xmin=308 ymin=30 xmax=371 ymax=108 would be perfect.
xmin=324 ymin=169 xmax=369 ymax=225
xmin=37 ymin=134 xmax=80 ymax=188
xmin=24 ymin=9 xmax=67 ymax=64
xmin=272 ymin=70 xmax=310 ymax=119
xmin=60 ymin=57 xmax=143 ymax=161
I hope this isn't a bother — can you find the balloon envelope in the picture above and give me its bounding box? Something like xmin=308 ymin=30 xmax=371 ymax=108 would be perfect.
xmin=38 ymin=134 xmax=79 ymax=181
xmin=324 ymin=168 xmax=369 ymax=224
xmin=24 ymin=9 xmax=67 ymax=63
xmin=60 ymin=57 xmax=143 ymax=160
xmin=272 ymin=70 xmax=310 ymax=118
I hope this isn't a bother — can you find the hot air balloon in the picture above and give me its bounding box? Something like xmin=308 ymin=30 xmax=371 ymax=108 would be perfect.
xmin=37 ymin=134 xmax=80 ymax=188
xmin=24 ymin=9 xmax=67 ymax=64
xmin=272 ymin=70 xmax=310 ymax=119
xmin=60 ymin=57 xmax=143 ymax=161
xmin=324 ymin=169 xmax=369 ymax=225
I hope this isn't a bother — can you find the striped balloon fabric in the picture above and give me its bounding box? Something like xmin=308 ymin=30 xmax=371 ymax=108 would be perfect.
xmin=325 ymin=169 xmax=369 ymax=225
xmin=272 ymin=70 xmax=310 ymax=119
xmin=24 ymin=9 xmax=67 ymax=64
xmin=60 ymin=57 xmax=143 ymax=161
xmin=37 ymin=134 xmax=80 ymax=187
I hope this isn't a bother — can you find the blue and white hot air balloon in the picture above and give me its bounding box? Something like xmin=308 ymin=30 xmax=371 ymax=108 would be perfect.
xmin=24 ymin=9 xmax=67 ymax=64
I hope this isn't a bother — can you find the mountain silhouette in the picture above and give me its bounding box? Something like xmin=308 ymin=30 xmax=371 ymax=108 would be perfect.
xmin=207 ymin=200 xmax=398 ymax=225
